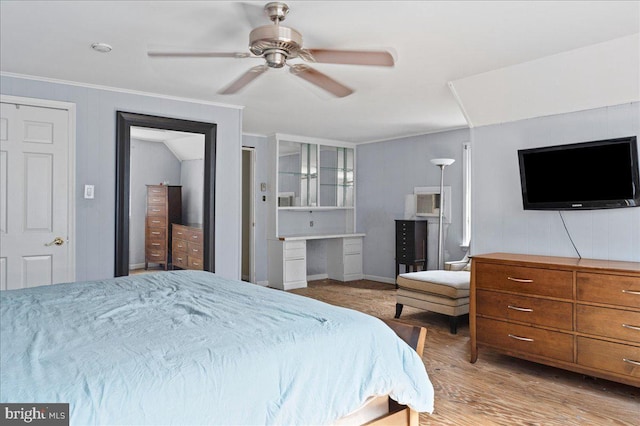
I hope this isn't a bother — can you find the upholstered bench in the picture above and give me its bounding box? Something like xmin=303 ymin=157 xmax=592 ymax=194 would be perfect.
xmin=395 ymin=257 xmax=470 ymax=334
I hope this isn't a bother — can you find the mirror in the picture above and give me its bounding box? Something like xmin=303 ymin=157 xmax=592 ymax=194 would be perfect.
xmin=278 ymin=140 xmax=317 ymax=207
xmin=115 ymin=112 xmax=216 ymax=277
xmin=129 ymin=127 xmax=205 ymax=272
xmin=319 ymin=146 xmax=354 ymax=207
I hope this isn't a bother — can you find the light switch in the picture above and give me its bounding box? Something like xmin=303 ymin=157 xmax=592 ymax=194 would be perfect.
xmin=84 ymin=185 xmax=95 ymax=199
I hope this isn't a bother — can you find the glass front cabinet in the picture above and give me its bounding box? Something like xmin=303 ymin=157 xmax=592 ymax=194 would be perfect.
xmin=268 ymin=134 xmax=357 ymax=237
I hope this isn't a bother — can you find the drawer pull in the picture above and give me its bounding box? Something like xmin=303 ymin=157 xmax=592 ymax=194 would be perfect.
xmin=508 ymin=305 xmax=533 ymax=312
xmin=152 ymin=220 xmax=161 ymax=223
xmin=151 ymin=254 xmax=160 ymax=257
xmin=151 ymin=208 xmax=161 ymax=212
xmin=176 ymin=257 xmax=183 ymax=261
xmin=508 ymin=334 xmax=534 ymax=342
xmin=151 ymin=232 xmax=160 ymax=235
xmin=193 ymin=262 xmax=200 ymax=266
xmin=623 ymin=358 xmax=640 ymax=366
xmin=152 ymin=243 xmax=160 ymax=246
xmin=507 ymin=277 xmax=533 ymax=283
xmin=622 ymin=289 xmax=640 ymax=295
xmin=622 ymin=323 xmax=640 ymax=331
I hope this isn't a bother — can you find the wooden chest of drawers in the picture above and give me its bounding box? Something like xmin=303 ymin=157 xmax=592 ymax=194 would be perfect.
xmin=172 ymin=224 xmax=203 ymax=271
xmin=470 ymin=253 xmax=640 ymax=387
xmin=145 ymin=185 xmax=181 ymax=270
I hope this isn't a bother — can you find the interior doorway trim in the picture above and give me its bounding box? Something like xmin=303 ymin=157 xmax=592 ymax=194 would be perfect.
xmin=115 ymin=111 xmax=216 ymax=277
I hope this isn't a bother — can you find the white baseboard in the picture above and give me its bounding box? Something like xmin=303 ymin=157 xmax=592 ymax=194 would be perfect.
xmin=307 ymin=273 xmax=329 ymax=281
xmin=256 ymin=280 xmax=269 ymax=287
xmin=364 ymin=274 xmax=396 ymax=285
xmin=130 ymin=263 xmax=146 ymax=270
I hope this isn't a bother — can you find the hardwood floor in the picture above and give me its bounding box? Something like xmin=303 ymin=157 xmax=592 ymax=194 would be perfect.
xmin=291 ymin=279 xmax=639 ymax=426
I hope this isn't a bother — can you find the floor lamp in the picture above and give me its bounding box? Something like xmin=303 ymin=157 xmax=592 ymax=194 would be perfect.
xmin=430 ymin=158 xmax=455 ymax=270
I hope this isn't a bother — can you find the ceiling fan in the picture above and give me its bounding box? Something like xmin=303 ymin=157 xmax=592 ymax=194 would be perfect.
xmin=148 ymin=2 xmax=394 ymax=97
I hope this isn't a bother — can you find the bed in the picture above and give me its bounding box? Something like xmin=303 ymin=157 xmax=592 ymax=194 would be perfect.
xmin=0 ymin=270 xmax=434 ymax=425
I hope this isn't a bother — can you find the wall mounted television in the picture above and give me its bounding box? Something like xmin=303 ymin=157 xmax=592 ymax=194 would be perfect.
xmin=518 ymin=136 xmax=639 ymax=210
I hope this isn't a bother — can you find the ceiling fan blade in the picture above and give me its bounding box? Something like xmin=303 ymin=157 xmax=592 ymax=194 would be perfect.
xmin=219 ymin=65 xmax=269 ymax=95
xmin=300 ymin=49 xmax=394 ymax=67
xmin=148 ymin=50 xmax=251 ymax=58
xmin=289 ymin=64 xmax=353 ymax=98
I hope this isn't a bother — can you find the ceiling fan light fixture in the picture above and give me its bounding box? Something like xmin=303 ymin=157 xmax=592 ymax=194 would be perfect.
xmin=264 ymin=50 xmax=287 ymax=68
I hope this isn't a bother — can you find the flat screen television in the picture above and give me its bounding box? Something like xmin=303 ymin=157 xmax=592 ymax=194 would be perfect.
xmin=518 ymin=136 xmax=639 ymax=210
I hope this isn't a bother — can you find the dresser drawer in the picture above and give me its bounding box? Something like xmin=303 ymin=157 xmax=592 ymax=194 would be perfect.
xmin=146 ymin=216 xmax=166 ymax=228
xmin=147 ymin=186 xmax=166 ymax=196
xmin=577 ymin=337 xmax=640 ymax=379
xmin=147 ymin=205 xmax=165 ymax=216
xmin=173 ymin=238 xmax=188 ymax=253
xmin=146 ymin=241 xmax=164 ymax=252
xmin=284 ymin=240 xmax=306 ymax=260
xmin=477 ymin=317 xmax=574 ymax=362
xmin=147 ymin=195 xmax=166 ymax=205
xmin=188 ymin=229 xmax=203 ymax=243
xmin=188 ymin=257 xmax=203 ymax=270
xmin=173 ymin=254 xmax=188 ymax=269
xmin=343 ymin=238 xmax=362 ymax=254
xmin=188 ymin=242 xmax=203 ymax=260
xmin=576 ymin=304 xmax=640 ymax=343
xmin=477 ymin=290 xmax=573 ymax=330
xmin=475 ymin=263 xmax=573 ymax=299
xmin=577 ymin=272 xmax=640 ymax=309
xmin=146 ymin=227 xmax=166 ymax=241
xmin=146 ymin=249 xmax=166 ymax=262
xmin=172 ymin=223 xmax=189 ymax=237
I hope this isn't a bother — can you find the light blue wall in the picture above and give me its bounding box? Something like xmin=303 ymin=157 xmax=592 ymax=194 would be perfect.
xmin=472 ymin=102 xmax=640 ymax=262
xmin=1 ymin=75 xmax=243 ymax=281
xmin=356 ymin=129 xmax=470 ymax=282
xmin=181 ymin=159 xmax=205 ymax=225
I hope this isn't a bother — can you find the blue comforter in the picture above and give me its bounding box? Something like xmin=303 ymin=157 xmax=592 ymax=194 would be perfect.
xmin=0 ymin=271 xmax=434 ymax=425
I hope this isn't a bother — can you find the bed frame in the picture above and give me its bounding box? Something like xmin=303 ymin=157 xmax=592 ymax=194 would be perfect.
xmin=364 ymin=321 xmax=426 ymax=426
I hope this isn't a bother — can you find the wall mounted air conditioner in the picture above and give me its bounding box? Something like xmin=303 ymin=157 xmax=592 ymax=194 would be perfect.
xmin=407 ymin=186 xmax=451 ymax=223
xmin=416 ymin=193 xmax=439 ymax=217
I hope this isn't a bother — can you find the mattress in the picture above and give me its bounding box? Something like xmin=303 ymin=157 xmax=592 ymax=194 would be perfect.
xmin=0 ymin=270 xmax=434 ymax=425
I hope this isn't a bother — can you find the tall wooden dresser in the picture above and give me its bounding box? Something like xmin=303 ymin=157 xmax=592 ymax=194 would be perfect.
xmin=470 ymin=252 xmax=640 ymax=387
xmin=395 ymin=220 xmax=428 ymax=278
xmin=145 ymin=185 xmax=182 ymax=270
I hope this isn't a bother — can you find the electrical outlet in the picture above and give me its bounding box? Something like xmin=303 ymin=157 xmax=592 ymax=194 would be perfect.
xmin=310 ymin=221 xmax=314 ymax=227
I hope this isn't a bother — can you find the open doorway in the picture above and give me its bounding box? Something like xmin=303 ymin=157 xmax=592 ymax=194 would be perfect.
xmin=242 ymin=147 xmax=255 ymax=282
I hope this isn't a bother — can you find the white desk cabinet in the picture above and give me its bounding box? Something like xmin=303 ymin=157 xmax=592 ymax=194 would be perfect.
xmin=268 ymin=239 xmax=308 ymax=290
xmin=328 ymin=237 xmax=363 ymax=282
xmin=268 ymin=234 xmax=364 ymax=290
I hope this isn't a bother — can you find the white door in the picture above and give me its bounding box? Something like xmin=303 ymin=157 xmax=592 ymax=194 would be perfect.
xmin=0 ymin=98 xmax=75 ymax=290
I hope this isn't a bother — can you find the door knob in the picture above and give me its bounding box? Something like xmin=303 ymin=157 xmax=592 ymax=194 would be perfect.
xmin=45 ymin=237 xmax=65 ymax=247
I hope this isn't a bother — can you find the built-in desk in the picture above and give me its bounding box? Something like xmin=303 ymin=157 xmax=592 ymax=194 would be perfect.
xmin=268 ymin=233 xmax=365 ymax=290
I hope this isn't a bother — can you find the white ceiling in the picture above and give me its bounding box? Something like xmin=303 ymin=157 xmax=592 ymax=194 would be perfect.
xmin=1 ymin=1 xmax=638 ymax=143
xmin=131 ymin=127 xmax=204 ymax=161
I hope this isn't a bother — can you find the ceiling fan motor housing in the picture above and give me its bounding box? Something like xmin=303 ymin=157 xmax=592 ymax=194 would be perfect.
xmin=249 ymin=25 xmax=302 ymax=68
